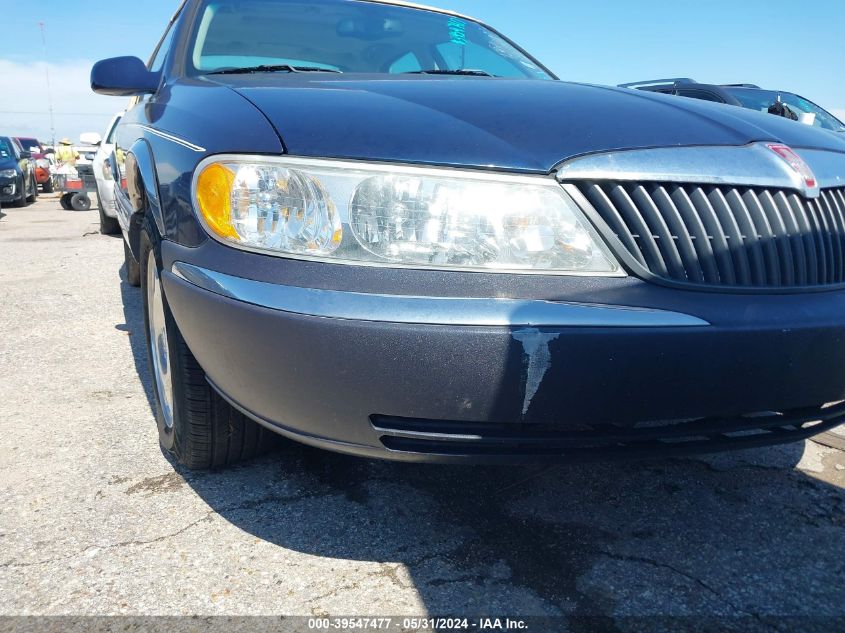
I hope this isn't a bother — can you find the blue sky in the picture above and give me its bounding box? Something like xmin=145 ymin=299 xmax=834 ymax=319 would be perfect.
xmin=2 ymin=0 xmax=844 ymax=142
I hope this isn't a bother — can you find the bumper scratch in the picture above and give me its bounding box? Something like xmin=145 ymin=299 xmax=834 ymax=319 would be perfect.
xmin=513 ymin=328 xmax=560 ymax=417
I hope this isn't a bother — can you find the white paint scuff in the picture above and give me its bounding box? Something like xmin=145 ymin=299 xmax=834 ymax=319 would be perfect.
xmin=512 ymin=328 xmax=560 ymax=416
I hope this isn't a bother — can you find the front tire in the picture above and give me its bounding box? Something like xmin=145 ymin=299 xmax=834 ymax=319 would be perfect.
xmin=139 ymin=214 xmax=272 ymax=469
xmin=15 ymin=177 xmax=29 ymax=207
xmin=123 ymin=239 xmax=140 ymax=287
xmin=26 ymin=175 xmax=37 ymax=203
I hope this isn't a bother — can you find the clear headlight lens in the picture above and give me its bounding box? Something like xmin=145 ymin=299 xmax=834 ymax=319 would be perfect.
xmin=0 ymin=169 xmax=17 ymax=179
xmin=196 ymin=161 xmax=342 ymax=254
xmin=193 ymin=157 xmax=619 ymax=275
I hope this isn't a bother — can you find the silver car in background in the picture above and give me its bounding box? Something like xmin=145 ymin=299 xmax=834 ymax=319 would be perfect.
xmin=93 ymin=112 xmax=124 ymax=234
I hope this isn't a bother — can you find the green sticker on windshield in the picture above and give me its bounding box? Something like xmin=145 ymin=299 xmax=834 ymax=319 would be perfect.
xmin=448 ymin=17 xmax=467 ymax=46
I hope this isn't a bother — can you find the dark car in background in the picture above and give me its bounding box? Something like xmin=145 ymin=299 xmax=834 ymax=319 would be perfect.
xmin=620 ymin=78 xmax=845 ymax=134
xmin=14 ymin=137 xmax=54 ymax=193
xmin=92 ymin=0 xmax=845 ymax=471
xmin=0 ymin=136 xmax=38 ymax=207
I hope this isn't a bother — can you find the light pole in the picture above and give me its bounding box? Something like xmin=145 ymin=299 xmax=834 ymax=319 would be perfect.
xmin=38 ymin=22 xmax=56 ymax=149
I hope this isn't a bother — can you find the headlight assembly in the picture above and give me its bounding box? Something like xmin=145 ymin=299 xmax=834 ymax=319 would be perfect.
xmin=0 ymin=169 xmax=17 ymax=179
xmin=193 ymin=156 xmax=620 ymax=275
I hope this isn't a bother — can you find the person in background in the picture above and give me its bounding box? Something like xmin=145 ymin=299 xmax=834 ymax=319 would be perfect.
xmin=55 ymin=138 xmax=79 ymax=167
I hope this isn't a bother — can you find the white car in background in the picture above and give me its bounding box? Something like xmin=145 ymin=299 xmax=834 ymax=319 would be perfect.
xmin=92 ymin=113 xmax=123 ymax=234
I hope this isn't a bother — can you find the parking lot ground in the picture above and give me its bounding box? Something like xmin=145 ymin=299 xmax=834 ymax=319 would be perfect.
xmin=1 ymin=198 xmax=844 ymax=626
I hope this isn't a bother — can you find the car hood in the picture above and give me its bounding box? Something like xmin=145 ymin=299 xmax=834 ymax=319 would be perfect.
xmin=216 ymin=75 xmax=845 ymax=173
xmin=0 ymin=157 xmax=18 ymax=171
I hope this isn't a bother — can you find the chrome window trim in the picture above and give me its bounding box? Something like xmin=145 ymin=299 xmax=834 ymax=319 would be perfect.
xmin=170 ymin=261 xmax=709 ymax=327
xmin=554 ymin=143 xmax=845 ymax=199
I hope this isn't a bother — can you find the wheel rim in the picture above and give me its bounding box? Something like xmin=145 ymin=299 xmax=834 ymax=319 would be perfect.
xmin=147 ymin=259 xmax=175 ymax=429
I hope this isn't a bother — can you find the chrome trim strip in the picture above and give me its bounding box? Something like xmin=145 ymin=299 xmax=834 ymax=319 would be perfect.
xmin=138 ymin=125 xmax=206 ymax=152
xmin=555 ymin=143 xmax=845 ymax=198
xmin=371 ymin=426 xmax=485 ymax=442
xmin=797 ymin=148 xmax=845 ymax=190
xmin=170 ymin=262 xmax=709 ymax=327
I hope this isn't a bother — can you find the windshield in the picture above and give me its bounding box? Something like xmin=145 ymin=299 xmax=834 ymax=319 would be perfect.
xmin=16 ymin=138 xmax=41 ymax=153
xmin=724 ymin=88 xmax=845 ymax=132
xmin=0 ymin=138 xmax=13 ymax=160
xmin=189 ymin=0 xmax=552 ymax=79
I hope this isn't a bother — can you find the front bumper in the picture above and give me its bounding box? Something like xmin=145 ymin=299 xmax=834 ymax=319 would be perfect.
xmin=96 ymin=178 xmax=118 ymax=218
xmin=161 ymin=240 xmax=845 ymax=463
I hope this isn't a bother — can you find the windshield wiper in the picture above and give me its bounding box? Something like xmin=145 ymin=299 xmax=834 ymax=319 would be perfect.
xmin=404 ymin=69 xmax=494 ymax=77
xmin=208 ymin=64 xmax=342 ymax=75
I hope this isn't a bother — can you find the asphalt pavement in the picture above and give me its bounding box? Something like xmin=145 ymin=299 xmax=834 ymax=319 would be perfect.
xmin=1 ymin=197 xmax=843 ymax=629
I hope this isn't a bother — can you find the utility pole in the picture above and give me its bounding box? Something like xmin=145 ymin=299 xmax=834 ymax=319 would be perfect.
xmin=38 ymin=22 xmax=56 ymax=148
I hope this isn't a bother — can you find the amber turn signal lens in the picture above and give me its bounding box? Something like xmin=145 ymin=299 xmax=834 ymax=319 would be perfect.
xmin=196 ymin=163 xmax=238 ymax=239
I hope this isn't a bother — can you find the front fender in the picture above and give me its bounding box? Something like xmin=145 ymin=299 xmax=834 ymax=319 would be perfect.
xmin=117 ymin=78 xmax=286 ymax=255
xmin=122 ymin=138 xmax=164 ymax=259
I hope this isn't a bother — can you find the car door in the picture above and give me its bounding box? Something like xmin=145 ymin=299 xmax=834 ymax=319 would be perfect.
xmin=11 ymin=139 xmax=33 ymax=190
xmin=94 ymin=114 xmax=123 ymax=196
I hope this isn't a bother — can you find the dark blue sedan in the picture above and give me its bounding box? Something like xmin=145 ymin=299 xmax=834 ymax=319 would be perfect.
xmin=0 ymin=136 xmax=38 ymax=207
xmin=92 ymin=0 xmax=845 ymax=469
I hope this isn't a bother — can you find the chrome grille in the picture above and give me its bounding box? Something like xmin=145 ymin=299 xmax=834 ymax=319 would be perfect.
xmin=572 ymin=182 xmax=845 ymax=288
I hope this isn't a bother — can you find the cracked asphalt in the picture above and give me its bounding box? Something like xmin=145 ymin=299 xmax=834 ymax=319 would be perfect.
xmin=1 ymin=198 xmax=844 ymax=625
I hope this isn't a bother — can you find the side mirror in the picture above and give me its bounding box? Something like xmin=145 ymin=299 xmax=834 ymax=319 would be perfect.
xmin=91 ymin=56 xmax=160 ymax=96
xmin=19 ymin=150 xmax=31 ymax=159
xmin=45 ymin=148 xmax=55 ymax=155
